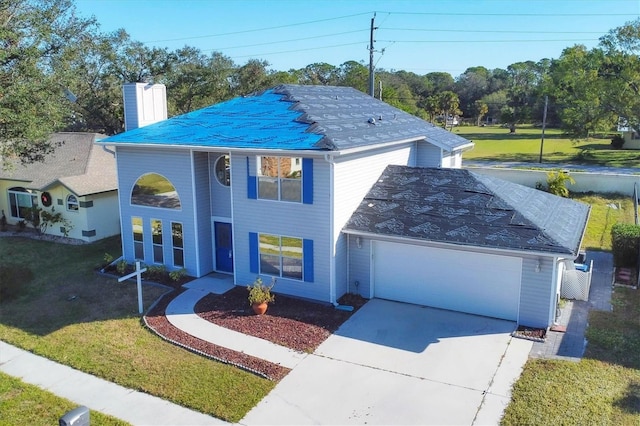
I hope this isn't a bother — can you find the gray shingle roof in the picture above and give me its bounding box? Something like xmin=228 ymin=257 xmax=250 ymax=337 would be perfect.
xmin=0 ymin=133 xmax=117 ymax=196
xmin=343 ymin=165 xmax=590 ymax=256
xmin=101 ymin=85 xmax=473 ymax=153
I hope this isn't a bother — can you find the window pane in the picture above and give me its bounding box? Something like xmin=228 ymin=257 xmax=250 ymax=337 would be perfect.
xmin=258 ymin=177 xmax=278 ymax=200
xmin=258 ymin=157 xmax=278 ymax=177
xmin=282 ymin=257 xmax=303 ymax=280
xmin=131 ymin=173 xmax=181 ymax=209
xmin=67 ymin=195 xmax=78 ymax=211
xmin=214 ymin=155 xmax=230 ymax=186
xmin=151 ymin=219 xmax=162 ymax=244
xmin=153 ymin=245 xmax=164 ymax=263
xmin=260 ymin=254 xmax=281 ymax=276
xmin=171 ymin=223 xmax=183 ymax=248
xmin=280 ymin=179 xmax=301 ymax=202
xmin=281 ymin=237 xmax=302 ymax=258
xmin=173 ymin=248 xmax=184 ymax=267
xmin=132 ymin=217 xmax=143 ymax=242
xmin=134 ymin=242 xmax=144 ymax=259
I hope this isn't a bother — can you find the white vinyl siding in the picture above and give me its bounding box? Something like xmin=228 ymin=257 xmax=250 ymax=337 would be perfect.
xmin=209 ymin=153 xmax=232 ymax=218
xmin=332 ymin=144 xmax=416 ymax=299
xmin=234 ymin=154 xmax=331 ymax=302
xmin=518 ymin=257 xmax=556 ymax=328
xmin=117 ymin=147 xmax=198 ymax=275
xmin=416 ymin=142 xmax=442 ymax=167
xmin=193 ymin=151 xmax=213 ymax=276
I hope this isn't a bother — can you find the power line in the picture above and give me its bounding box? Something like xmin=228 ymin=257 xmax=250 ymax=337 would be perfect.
xmin=142 ymin=12 xmax=372 ymax=44
xmin=383 ymin=28 xmax=609 ymax=34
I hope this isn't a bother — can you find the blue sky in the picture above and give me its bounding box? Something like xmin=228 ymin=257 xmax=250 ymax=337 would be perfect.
xmin=75 ymin=0 xmax=639 ymax=77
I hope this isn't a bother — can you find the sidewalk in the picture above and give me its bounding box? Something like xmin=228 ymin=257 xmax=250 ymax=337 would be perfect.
xmin=0 ymin=341 xmax=227 ymax=426
xmin=530 ymin=250 xmax=613 ymax=360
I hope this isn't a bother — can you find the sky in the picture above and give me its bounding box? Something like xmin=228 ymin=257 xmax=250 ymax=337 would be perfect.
xmin=74 ymin=0 xmax=640 ymax=78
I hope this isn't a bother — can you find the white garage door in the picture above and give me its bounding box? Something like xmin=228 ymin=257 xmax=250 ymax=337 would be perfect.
xmin=373 ymin=241 xmax=522 ymax=321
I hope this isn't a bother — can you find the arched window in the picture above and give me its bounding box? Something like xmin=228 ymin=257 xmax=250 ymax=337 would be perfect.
xmin=8 ymin=187 xmax=36 ymax=219
xmin=214 ymin=155 xmax=230 ymax=186
xmin=131 ymin=173 xmax=181 ymax=209
xmin=66 ymin=195 xmax=79 ymax=211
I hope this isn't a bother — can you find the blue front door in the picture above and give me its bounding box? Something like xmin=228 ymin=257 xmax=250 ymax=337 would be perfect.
xmin=215 ymin=222 xmax=234 ymax=273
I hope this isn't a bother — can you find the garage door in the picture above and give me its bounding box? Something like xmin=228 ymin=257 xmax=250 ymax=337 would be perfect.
xmin=373 ymin=241 xmax=522 ymax=321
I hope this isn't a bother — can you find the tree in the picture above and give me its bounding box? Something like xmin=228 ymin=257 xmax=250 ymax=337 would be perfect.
xmin=337 ymin=60 xmax=368 ymax=92
xmin=0 ymin=0 xmax=97 ymax=166
xmin=473 ymin=100 xmax=489 ymax=126
xmin=598 ymin=18 xmax=640 ymax=132
xmin=435 ymin=91 xmax=460 ymax=129
xmin=548 ymin=45 xmax=615 ymax=137
xmin=455 ymin=66 xmax=490 ymax=117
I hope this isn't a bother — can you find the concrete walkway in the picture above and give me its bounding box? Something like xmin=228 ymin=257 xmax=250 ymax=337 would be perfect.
xmin=530 ymin=250 xmax=613 ymax=360
xmin=168 ymin=277 xmax=307 ymax=369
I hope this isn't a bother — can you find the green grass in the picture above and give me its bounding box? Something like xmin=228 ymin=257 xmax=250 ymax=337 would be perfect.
xmin=503 ymin=288 xmax=640 ymax=425
xmin=0 ymin=236 xmax=274 ymax=423
xmin=454 ymin=125 xmax=640 ymax=168
xmin=573 ymin=193 xmax=636 ymax=251
xmin=0 ymin=372 xmax=128 ymax=425
xmin=503 ymin=194 xmax=640 ymax=425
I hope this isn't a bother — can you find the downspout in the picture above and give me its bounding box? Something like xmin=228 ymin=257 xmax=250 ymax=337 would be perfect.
xmin=190 ymin=149 xmax=201 ymax=277
xmin=324 ymin=152 xmax=354 ymax=312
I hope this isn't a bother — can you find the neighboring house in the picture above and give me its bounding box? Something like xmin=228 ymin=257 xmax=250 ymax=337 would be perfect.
xmin=100 ymin=83 xmax=589 ymax=329
xmin=0 ymin=133 xmax=120 ymax=242
xmin=618 ymin=117 xmax=640 ymax=149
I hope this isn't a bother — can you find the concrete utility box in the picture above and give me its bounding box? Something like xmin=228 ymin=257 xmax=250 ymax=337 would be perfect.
xmin=59 ymin=406 xmax=90 ymax=426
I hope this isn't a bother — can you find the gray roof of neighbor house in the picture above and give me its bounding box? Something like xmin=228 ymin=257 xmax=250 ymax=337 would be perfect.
xmin=0 ymin=133 xmax=117 ymax=196
xmin=101 ymin=84 xmax=473 ymax=152
xmin=343 ymin=165 xmax=590 ymax=256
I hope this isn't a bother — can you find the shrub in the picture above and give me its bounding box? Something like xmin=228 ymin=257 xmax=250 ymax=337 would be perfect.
xmin=611 ymin=134 xmax=625 ymax=149
xmin=169 ymin=268 xmax=187 ymax=282
xmin=611 ymin=223 xmax=640 ymax=267
xmin=546 ymin=170 xmax=575 ymax=197
xmin=247 ymin=277 xmax=276 ymax=305
xmin=116 ymin=259 xmax=128 ymax=274
xmin=144 ymin=264 xmax=167 ymax=281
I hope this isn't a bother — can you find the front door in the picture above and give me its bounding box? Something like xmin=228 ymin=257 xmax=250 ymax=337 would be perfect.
xmin=215 ymin=222 xmax=233 ymax=273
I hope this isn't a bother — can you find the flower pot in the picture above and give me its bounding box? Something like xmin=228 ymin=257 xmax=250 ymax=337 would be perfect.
xmin=252 ymin=302 xmax=268 ymax=315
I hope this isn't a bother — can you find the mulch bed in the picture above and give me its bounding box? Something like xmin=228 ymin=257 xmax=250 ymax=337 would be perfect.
xmin=194 ymin=287 xmax=367 ymax=353
xmin=144 ymin=289 xmax=291 ymax=381
xmin=143 ymin=286 xmax=367 ymax=381
xmin=512 ymin=325 xmax=547 ymax=342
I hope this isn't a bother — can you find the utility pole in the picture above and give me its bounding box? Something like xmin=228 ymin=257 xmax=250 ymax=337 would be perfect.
xmin=538 ymin=95 xmax=548 ymax=163
xmin=368 ymin=13 xmax=376 ymax=97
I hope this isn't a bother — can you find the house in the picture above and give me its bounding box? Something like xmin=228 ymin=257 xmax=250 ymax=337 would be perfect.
xmin=0 ymin=132 xmax=120 ymax=242
xmin=617 ymin=117 xmax=640 ymax=149
xmin=100 ymin=83 xmax=589 ymax=329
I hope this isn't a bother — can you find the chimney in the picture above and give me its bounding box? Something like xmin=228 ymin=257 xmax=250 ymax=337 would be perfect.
xmin=122 ymin=83 xmax=168 ymax=131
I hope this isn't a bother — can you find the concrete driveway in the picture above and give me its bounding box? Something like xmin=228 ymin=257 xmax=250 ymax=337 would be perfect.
xmin=240 ymin=299 xmax=532 ymax=425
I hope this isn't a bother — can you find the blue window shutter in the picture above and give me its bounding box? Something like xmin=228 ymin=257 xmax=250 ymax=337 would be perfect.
xmin=249 ymin=232 xmax=259 ymax=273
xmin=302 ymin=158 xmax=313 ymax=204
xmin=303 ymin=239 xmax=314 ymax=282
xmin=247 ymin=157 xmax=257 ymax=199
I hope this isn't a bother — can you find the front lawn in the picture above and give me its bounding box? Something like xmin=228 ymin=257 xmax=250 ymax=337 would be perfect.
xmin=0 ymin=236 xmax=274 ymax=423
xmin=454 ymin=125 xmax=640 ymax=168
xmin=502 ymin=285 xmax=640 ymax=425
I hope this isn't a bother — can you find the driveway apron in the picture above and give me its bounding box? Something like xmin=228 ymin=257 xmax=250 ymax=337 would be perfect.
xmin=240 ymin=299 xmax=531 ymax=425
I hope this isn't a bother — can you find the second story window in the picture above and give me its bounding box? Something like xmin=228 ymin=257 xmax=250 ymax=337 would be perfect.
xmin=257 ymin=156 xmax=301 ymax=202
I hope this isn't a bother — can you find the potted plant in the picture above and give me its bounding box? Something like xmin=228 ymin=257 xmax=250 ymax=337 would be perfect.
xmin=247 ymin=277 xmax=275 ymax=315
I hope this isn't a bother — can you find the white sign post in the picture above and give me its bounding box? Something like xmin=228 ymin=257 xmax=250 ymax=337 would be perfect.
xmin=118 ymin=261 xmax=147 ymax=314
